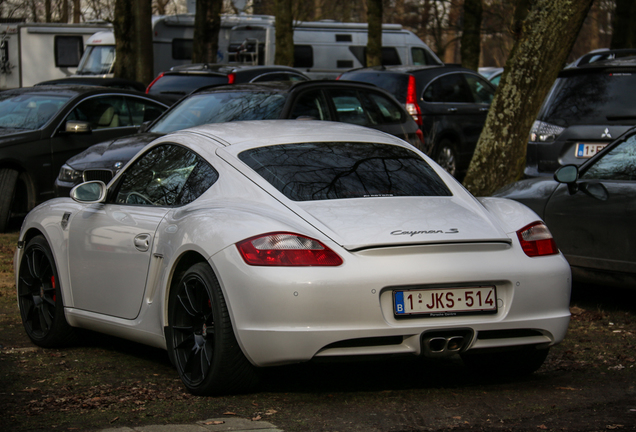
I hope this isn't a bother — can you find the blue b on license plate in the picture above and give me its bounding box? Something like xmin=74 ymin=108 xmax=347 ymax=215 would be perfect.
xmin=575 ymin=143 xmax=607 ymax=158
xmin=394 ymin=286 xmax=497 ymax=317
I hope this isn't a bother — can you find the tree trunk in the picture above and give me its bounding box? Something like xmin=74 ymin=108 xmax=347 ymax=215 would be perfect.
xmin=45 ymin=0 xmax=52 ymax=23
xmin=610 ymin=0 xmax=636 ymax=49
xmin=463 ymin=0 xmax=594 ymax=196
xmin=366 ymin=0 xmax=382 ymax=67
xmin=73 ymin=0 xmax=81 ymax=23
xmin=460 ymin=0 xmax=482 ymax=71
xmin=192 ymin=0 xmax=223 ymax=64
xmin=113 ymin=0 xmax=136 ymax=81
xmin=274 ymin=0 xmax=294 ymax=66
xmin=60 ymin=0 xmax=69 ymax=23
xmin=135 ymin=0 xmax=154 ymax=85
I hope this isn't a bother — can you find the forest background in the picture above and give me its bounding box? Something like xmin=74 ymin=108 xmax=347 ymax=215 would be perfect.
xmin=0 ymin=0 xmax=624 ymax=69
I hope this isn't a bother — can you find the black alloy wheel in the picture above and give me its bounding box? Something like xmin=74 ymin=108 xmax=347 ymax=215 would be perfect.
xmin=167 ymin=262 xmax=258 ymax=395
xmin=18 ymin=235 xmax=75 ymax=347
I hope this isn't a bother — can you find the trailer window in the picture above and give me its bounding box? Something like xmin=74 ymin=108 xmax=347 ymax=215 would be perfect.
xmin=55 ymin=36 xmax=84 ymax=67
xmin=294 ymin=45 xmax=313 ymax=68
xmin=349 ymin=46 xmax=402 ymax=67
xmin=172 ymin=39 xmax=193 ymax=61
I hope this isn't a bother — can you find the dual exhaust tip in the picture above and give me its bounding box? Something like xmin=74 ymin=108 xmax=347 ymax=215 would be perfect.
xmin=422 ymin=329 xmax=473 ymax=358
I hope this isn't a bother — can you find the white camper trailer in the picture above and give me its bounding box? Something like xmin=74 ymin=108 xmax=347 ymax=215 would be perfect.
xmin=75 ymin=14 xmax=277 ymax=78
xmin=75 ymin=15 xmax=441 ymax=80
xmin=0 ymin=22 xmax=112 ymax=89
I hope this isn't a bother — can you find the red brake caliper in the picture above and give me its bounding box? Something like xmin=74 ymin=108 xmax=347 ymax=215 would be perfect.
xmin=51 ymin=276 xmax=56 ymax=302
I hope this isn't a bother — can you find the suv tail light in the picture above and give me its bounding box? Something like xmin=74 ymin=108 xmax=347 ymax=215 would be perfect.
xmin=529 ymin=120 xmax=565 ymax=142
xmin=405 ymin=74 xmax=422 ymax=126
xmin=517 ymin=222 xmax=558 ymax=257
xmin=146 ymin=72 xmax=164 ymax=93
xmin=236 ymin=232 xmax=343 ymax=266
xmin=227 ymin=72 xmax=236 ymax=84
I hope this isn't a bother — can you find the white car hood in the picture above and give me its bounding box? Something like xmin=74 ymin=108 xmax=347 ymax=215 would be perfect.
xmin=295 ymin=196 xmax=511 ymax=250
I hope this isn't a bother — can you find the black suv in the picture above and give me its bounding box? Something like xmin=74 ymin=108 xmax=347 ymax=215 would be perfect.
xmin=526 ymin=51 xmax=636 ymax=177
xmin=338 ymin=65 xmax=496 ymax=179
xmin=56 ymin=80 xmax=422 ymax=197
xmin=146 ymin=64 xmax=309 ymax=104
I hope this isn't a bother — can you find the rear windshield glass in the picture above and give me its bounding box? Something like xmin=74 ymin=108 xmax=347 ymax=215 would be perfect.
xmin=341 ymin=72 xmax=409 ymax=104
xmin=239 ymin=142 xmax=451 ymax=201
xmin=150 ymin=92 xmax=286 ymax=133
xmin=148 ymin=74 xmax=229 ymax=97
xmin=541 ymin=72 xmax=636 ymax=126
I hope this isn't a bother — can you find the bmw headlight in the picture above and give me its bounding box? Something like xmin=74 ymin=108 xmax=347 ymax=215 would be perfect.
xmin=58 ymin=164 xmax=82 ymax=182
xmin=529 ymin=120 xmax=565 ymax=142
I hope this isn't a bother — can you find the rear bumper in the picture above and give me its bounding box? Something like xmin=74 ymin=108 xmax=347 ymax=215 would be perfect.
xmin=211 ymin=241 xmax=572 ymax=367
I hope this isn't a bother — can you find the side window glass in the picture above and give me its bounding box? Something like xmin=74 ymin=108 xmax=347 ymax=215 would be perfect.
xmin=411 ymin=48 xmax=428 ymax=66
xmin=582 ymin=135 xmax=636 ymax=181
xmin=423 ymin=74 xmax=472 ymax=103
xmin=114 ymin=144 xmax=218 ymax=206
xmin=290 ymin=90 xmax=332 ymax=121
xmin=294 ymin=45 xmax=313 ymax=68
xmin=362 ymin=92 xmax=405 ymax=124
xmin=54 ymin=36 xmax=83 ymax=67
xmin=328 ymin=90 xmax=370 ymax=126
xmin=125 ymin=98 xmax=166 ymax=125
xmin=381 ymin=47 xmax=402 ymax=66
xmin=465 ymin=74 xmax=495 ymax=104
xmin=67 ymin=96 xmax=125 ymax=130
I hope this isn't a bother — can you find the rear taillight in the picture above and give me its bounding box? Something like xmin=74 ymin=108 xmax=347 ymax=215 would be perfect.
xmin=335 ymin=74 xmax=342 ymax=80
xmin=236 ymin=232 xmax=343 ymax=266
xmin=146 ymin=72 xmax=164 ymax=94
xmin=517 ymin=222 xmax=558 ymax=257
xmin=405 ymin=74 xmax=422 ymax=126
xmin=228 ymin=72 xmax=236 ymax=84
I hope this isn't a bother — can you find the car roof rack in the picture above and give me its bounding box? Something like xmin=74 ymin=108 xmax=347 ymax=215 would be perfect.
xmin=571 ymin=48 xmax=636 ymax=67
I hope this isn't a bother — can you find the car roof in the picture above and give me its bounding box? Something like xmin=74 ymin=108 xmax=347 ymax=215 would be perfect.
xmin=34 ymin=77 xmax=147 ymax=92
xmin=341 ymin=64 xmax=476 ymax=76
xmin=559 ymin=54 xmax=636 ymax=77
xmin=191 ymin=79 xmax=382 ymax=95
xmin=1 ymin=85 xmax=154 ymax=98
xmin=178 ymin=119 xmax=406 ymax=150
xmin=166 ymin=63 xmax=306 ymax=75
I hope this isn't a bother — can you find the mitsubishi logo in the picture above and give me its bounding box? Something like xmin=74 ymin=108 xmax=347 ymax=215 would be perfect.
xmin=601 ymin=128 xmax=612 ymax=139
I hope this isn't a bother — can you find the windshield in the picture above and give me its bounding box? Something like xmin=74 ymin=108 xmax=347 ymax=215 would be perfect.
xmin=0 ymin=94 xmax=70 ymax=130
xmin=239 ymin=142 xmax=451 ymax=201
xmin=541 ymin=71 xmax=636 ymax=126
xmin=150 ymin=91 xmax=286 ymax=133
xmin=76 ymin=45 xmax=115 ymax=75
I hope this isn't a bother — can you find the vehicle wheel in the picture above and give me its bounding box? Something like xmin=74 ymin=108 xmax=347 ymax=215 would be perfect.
xmin=434 ymin=140 xmax=459 ymax=178
xmin=0 ymin=168 xmax=19 ymax=233
xmin=461 ymin=345 xmax=550 ymax=377
xmin=17 ymin=235 xmax=76 ymax=347
xmin=167 ymin=262 xmax=258 ymax=395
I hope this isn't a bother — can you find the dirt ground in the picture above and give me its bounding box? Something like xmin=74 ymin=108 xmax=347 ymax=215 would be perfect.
xmin=1 ymin=231 xmax=635 ymax=432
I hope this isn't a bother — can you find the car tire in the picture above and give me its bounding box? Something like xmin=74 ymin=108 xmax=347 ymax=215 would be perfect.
xmin=461 ymin=345 xmax=550 ymax=377
xmin=17 ymin=235 xmax=77 ymax=347
xmin=167 ymin=262 xmax=258 ymax=396
xmin=434 ymin=140 xmax=459 ymax=178
xmin=0 ymin=168 xmax=19 ymax=233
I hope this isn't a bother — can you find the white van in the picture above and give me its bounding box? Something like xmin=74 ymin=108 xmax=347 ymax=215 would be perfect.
xmin=0 ymin=22 xmax=112 ymax=89
xmin=75 ymin=15 xmax=441 ymax=80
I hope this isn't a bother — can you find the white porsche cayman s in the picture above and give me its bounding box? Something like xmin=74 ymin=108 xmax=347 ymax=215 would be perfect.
xmin=15 ymin=120 xmax=571 ymax=395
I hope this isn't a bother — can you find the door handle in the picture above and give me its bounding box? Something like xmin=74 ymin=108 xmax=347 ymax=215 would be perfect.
xmin=447 ymin=107 xmax=458 ymax=113
xmin=479 ymin=107 xmax=489 ymax=112
xmin=134 ymin=233 xmax=151 ymax=252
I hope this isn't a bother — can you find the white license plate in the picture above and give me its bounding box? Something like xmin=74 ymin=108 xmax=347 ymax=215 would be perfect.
xmin=394 ymin=286 xmax=496 ymax=317
xmin=575 ymin=143 xmax=607 ymax=158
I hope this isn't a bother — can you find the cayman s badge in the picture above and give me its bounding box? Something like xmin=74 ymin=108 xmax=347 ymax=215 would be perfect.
xmin=601 ymin=128 xmax=612 ymax=139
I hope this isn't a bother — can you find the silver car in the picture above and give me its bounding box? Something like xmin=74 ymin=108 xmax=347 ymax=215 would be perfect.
xmin=16 ymin=121 xmax=571 ymax=395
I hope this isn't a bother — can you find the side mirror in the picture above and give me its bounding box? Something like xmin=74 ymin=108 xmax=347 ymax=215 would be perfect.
xmin=70 ymin=181 xmax=107 ymax=203
xmin=66 ymin=120 xmax=92 ymax=134
xmin=554 ymin=165 xmax=579 ymax=195
xmin=554 ymin=165 xmax=579 ymax=183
